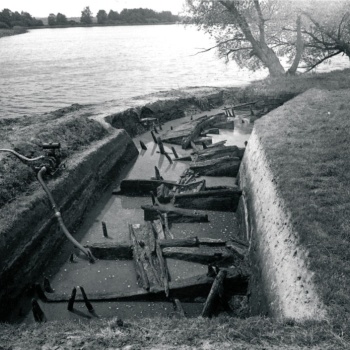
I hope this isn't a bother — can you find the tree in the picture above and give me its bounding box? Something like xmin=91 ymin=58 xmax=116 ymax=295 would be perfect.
xmin=48 ymin=13 xmax=56 ymax=26
xmin=56 ymin=13 xmax=68 ymax=25
xmin=107 ymin=10 xmax=120 ymax=22
xmin=80 ymin=6 xmax=93 ymax=24
xmin=97 ymin=9 xmax=108 ymax=24
xmin=299 ymin=1 xmax=350 ymax=71
xmin=185 ymin=0 xmax=310 ymax=76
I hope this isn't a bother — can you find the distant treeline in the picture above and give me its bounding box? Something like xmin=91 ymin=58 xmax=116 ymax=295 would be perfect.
xmin=48 ymin=8 xmax=180 ymax=26
xmin=0 ymin=7 xmax=179 ymax=30
xmin=95 ymin=8 xmax=179 ymax=25
xmin=0 ymin=8 xmax=43 ymax=28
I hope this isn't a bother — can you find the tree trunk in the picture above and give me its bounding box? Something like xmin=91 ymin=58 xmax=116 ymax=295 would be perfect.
xmin=287 ymin=15 xmax=304 ymax=75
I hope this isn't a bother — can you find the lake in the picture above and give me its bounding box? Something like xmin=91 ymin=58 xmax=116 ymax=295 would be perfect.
xmin=0 ymin=25 xmax=348 ymax=118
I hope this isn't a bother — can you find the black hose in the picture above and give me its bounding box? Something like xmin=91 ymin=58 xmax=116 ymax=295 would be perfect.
xmin=0 ymin=149 xmax=45 ymax=162
xmin=37 ymin=167 xmax=95 ymax=263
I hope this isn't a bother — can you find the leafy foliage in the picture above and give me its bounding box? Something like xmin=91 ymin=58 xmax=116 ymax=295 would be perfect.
xmin=0 ymin=8 xmax=43 ymax=28
xmin=80 ymin=6 xmax=93 ymax=25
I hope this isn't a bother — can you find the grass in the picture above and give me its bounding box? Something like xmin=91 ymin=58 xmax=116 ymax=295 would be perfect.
xmin=0 ymin=316 xmax=348 ymax=349
xmin=252 ymin=88 xmax=350 ymax=340
xmin=0 ymin=105 xmax=110 ymax=209
xmin=0 ymin=27 xmax=27 ymax=39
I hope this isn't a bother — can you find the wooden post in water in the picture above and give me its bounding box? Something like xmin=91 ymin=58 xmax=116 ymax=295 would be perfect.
xmin=140 ymin=140 xmax=147 ymax=150
xmin=157 ymin=137 xmax=165 ymax=155
xmin=164 ymin=152 xmax=173 ymax=164
xmin=151 ymin=131 xmax=158 ymax=144
xmin=67 ymin=287 xmax=77 ymax=311
xmin=79 ymin=286 xmax=94 ymax=312
xmin=201 ymin=270 xmax=227 ymax=317
xmin=174 ymin=298 xmax=186 ymax=317
xmin=102 ymin=221 xmax=108 ymax=238
xmin=171 ymin=147 xmax=179 ymax=159
xmin=155 ymin=166 xmax=161 ymax=180
xmin=43 ymin=277 xmax=54 ymax=293
xmin=32 ymin=299 xmax=46 ymax=322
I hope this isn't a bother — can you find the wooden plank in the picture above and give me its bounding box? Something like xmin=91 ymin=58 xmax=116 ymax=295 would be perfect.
xmin=142 ymin=204 xmax=209 ymax=223
xmin=212 ymin=120 xmax=234 ymax=130
xmin=115 ymin=179 xmax=179 ymax=195
xmin=159 ymin=237 xmax=199 ymax=248
xmin=173 ymin=188 xmax=242 ymax=212
xmin=129 ymin=224 xmax=150 ymax=291
xmin=162 ymin=246 xmax=234 ymax=264
xmin=194 ymin=146 xmax=245 ymax=162
xmin=156 ymin=241 xmax=170 ymax=297
xmin=42 ymin=268 xmax=249 ymax=302
xmin=86 ymin=241 xmax=132 ymax=260
xmin=190 ymin=157 xmax=241 ymax=177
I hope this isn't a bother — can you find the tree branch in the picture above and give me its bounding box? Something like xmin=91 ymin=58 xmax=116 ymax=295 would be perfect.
xmin=253 ymin=0 xmax=266 ymax=44
xmin=302 ymin=50 xmax=342 ymax=73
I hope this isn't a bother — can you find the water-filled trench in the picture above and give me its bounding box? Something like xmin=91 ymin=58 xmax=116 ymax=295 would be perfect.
xmin=13 ymin=108 xmax=254 ymax=323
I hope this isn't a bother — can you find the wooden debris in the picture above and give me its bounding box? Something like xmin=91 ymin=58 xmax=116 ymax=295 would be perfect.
xmin=152 ymin=219 xmax=166 ymax=240
xmin=140 ymin=140 xmax=147 ymax=150
xmin=162 ymin=246 xmax=234 ymax=264
xmin=202 ymin=270 xmax=227 ymax=317
xmin=116 ymin=179 xmax=176 ymax=195
xmin=174 ymin=298 xmax=186 ymax=317
xmin=32 ymin=299 xmax=46 ymax=322
xmin=157 ymin=137 xmax=165 ymax=154
xmin=193 ymin=137 xmax=212 ymax=146
xmin=86 ymin=241 xmax=133 ymax=260
xmin=151 ymin=131 xmax=158 ymax=143
xmin=42 ymin=267 xmax=249 ymax=302
xmin=102 ymin=221 xmax=108 ymax=238
xmin=213 ymin=120 xmax=234 ymax=130
xmin=173 ymin=188 xmax=242 ymax=212
xmin=80 ymin=286 xmax=94 ymax=312
xmin=171 ymin=147 xmax=179 ymax=159
xmin=156 ymin=241 xmax=170 ymax=297
xmin=189 ymin=156 xmax=241 ymax=177
xmin=142 ymin=204 xmax=209 ymax=223
xmin=129 ymin=224 xmax=150 ymax=291
xmin=43 ymin=277 xmax=54 ymax=293
xmin=67 ymin=287 xmax=77 ymax=311
xmin=193 ymin=145 xmax=245 ymax=162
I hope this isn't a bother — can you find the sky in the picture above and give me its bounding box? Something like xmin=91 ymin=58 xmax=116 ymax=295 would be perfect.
xmin=0 ymin=0 xmax=186 ymax=17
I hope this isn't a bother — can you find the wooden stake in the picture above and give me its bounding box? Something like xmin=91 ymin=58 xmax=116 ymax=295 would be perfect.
xmin=32 ymin=299 xmax=45 ymax=322
xmin=158 ymin=120 xmax=163 ymax=130
xmin=157 ymin=137 xmax=165 ymax=154
xmin=79 ymin=286 xmax=94 ymax=312
xmin=170 ymin=126 xmax=173 ymax=130
xmin=43 ymin=277 xmax=54 ymax=293
xmin=154 ymin=126 xmax=159 ymax=134
xmin=150 ymin=191 xmax=156 ymax=205
xmin=67 ymin=287 xmax=77 ymax=311
xmin=151 ymin=131 xmax=158 ymax=144
xmin=164 ymin=152 xmax=173 ymax=164
xmin=201 ymin=270 xmax=227 ymax=317
xmin=174 ymin=298 xmax=186 ymax=317
xmin=140 ymin=140 xmax=147 ymax=150
xmin=155 ymin=166 xmax=161 ymax=180
xmin=69 ymin=253 xmax=75 ymax=263
xmin=171 ymin=147 xmax=179 ymax=159
xmin=202 ymin=142 xmax=207 ymax=149
xmin=102 ymin=221 xmax=108 ymax=238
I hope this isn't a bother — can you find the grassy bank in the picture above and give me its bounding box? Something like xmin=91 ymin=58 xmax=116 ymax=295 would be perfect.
xmin=0 ymin=27 xmax=27 ymax=39
xmin=252 ymin=88 xmax=350 ymax=337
